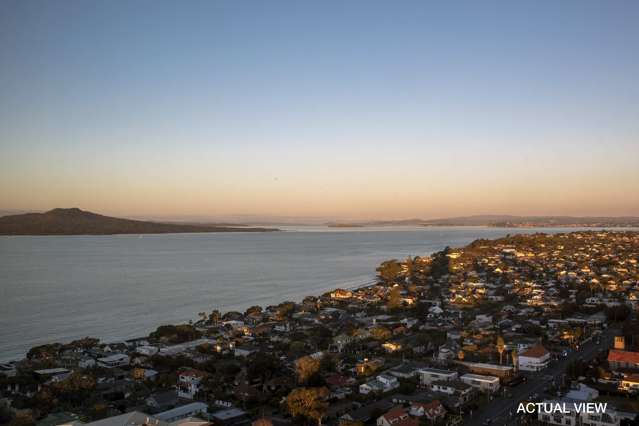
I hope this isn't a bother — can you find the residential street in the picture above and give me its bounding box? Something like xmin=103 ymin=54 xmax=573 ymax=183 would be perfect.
xmin=465 ymin=327 xmax=618 ymax=426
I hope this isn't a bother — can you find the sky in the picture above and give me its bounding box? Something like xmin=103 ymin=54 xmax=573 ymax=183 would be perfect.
xmin=1 ymin=0 xmax=638 ymax=221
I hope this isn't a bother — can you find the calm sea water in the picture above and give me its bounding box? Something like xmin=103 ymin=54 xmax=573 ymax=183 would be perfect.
xmin=0 ymin=226 xmax=602 ymax=361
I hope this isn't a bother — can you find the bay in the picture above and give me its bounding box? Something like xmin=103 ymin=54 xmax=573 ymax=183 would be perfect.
xmin=0 ymin=226 xmax=601 ymax=361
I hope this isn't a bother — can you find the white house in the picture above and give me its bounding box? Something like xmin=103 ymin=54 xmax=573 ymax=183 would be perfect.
xmin=359 ymin=374 xmax=400 ymax=395
xmin=137 ymin=345 xmax=159 ymax=356
xmin=78 ymin=357 xmax=96 ymax=369
xmin=431 ymin=380 xmax=474 ymax=402
xmin=409 ymin=400 xmax=446 ymax=421
xmin=538 ymin=399 xmax=619 ymax=426
xmin=418 ymin=368 xmax=458 ymax=386
xmin=97 ymin=353 xmax=130 ymax=368
xmin=518 ymin=344 xmax=550 ymax=371
xmin=177 ymin=369 xmax=206 ymax=399
xmin=460 ymin=373 xmax=500 ymax=393
xmin=428 ymin=306 xmax=444 ymax=316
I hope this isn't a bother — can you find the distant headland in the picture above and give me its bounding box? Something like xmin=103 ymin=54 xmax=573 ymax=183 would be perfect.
xmin=0 ymin=208 xmax=279 ymax=235
xmin=325 ymin=215 xmax=639 ymax=228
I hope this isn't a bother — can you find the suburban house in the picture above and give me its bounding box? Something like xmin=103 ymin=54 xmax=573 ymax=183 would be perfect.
xmin=538 ymin=399 xmax=620 ymax=426
xmin=360 ymin=374 xmax=400 ymax=395
xmin=607 ymin=350 xmax=639 ymax=371
xmin=457 ymin=361 xmax=514 ymax=378
xmin=210 ymin=407 xmax=250 ymax=426
xmin=382 ymin=342 xmax=402 ymax=353
xmin=430 ymin=380 xmax=474 ymax=402
xmin=34 ymin=368 xmax=72 ymax=383
xmin=356 ymin=358 xmax=384 ymax=376
xmin=409 ymin=400 xmax=446 ymax=421
xmin=418 ymin=368 xmax=458 ymax=386
xmin=386 ymin=364 xmax=418 ymax=380
xmin=619 ymin=374 xmax=639 ymax=393
xmin=460 ymin=373 xmax=500 ymax=393
xmin=177 ymin=369 xmax=207 ymax=399
xmin=155 ymin=402 xmax=209 ymax=422
xmin=331 ymin=289 xmax=353 ymax=300
xmin=64 ymin=411 xmax=169 ymax=426
xmin=333 ymin=334 xmax=354 ymax=352
xmin=376 ymin=407 xmax=419 ymax=426
xmin=136 ymin=345 xmax=159 ymax=356
xmin=146 ymin=390 xmax=179 ymax=411
xmin=97 ymin=353 xmax=130 ymax=369
xmin=518 ymin=344 xmax=550 ymax=371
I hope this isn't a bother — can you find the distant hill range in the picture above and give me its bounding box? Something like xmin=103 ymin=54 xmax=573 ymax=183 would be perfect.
xmin=0 ymin=208 xmax=278 ymax=235
xmin=327 ymin=215 xmax=639 ymax=228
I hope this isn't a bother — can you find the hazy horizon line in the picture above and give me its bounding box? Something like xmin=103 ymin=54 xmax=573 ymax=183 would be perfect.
xmin=2 ymin=207 xmax=638 ymax=226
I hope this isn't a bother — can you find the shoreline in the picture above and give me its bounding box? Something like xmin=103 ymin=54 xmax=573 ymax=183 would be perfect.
xmin=3 ymin=227 xmax=637 ymax=365
xmin=0 ymin=277 xmax=381 ymax=364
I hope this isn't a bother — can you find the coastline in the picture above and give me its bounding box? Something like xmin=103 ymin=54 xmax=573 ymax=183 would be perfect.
xmin=0 ymin=276 xmax=381 ymax=364
xmin=2 ymin=226 xmax=636 ymax=364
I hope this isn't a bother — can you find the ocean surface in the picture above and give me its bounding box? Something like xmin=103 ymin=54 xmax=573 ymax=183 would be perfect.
xmin=0 ymin=226 xmax=608 ymax=361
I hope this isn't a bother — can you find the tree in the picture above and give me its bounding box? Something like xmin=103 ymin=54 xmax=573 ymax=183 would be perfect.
xmin=376 ymin=260 xmax=402 ymax=284
xmin=605 ymin=305 xmax=631 ymax=322
xmin=245 ymin=305 xmax=263 ymax=317
xmin=150 ymin=324 xmax=202 ymax=344
xmin=9 ymin=412 xmax=34 ymax=426
xmin=209 ymin=310 xmax=221 ymax=325
xmin=387 ymin=286 xmax=402 ymax=310
xmin=371 ymin=327 xmax=391 ymax=341
xmin=0 ymin=403 xmax=13 ymax=425
xmin=34 ymin=372 xmax=97 ymax=411
xmin=276 ymin=301 xmax=296 ymax=320
xmin=286 ymin=387 xmax=329 ymax=426
xmin=247 ymin=352 xmax=282 ymax=383
xmin=296 ymin=356 xmax=321 ymax=384
xmin=319 ymin=355 xmax=336 ymax=374
xmin=26 ymin=343 xmax=62 ymax=360
xmin=405 ymin=256 xmax=416 ymax=284
xmin=573 ymin=327 xmax=583 ymax=345
xmin=430 ymin=247 xmax=452 ymax=280
xmin=496 ymin=336 xmax=505 ymax=365
xmin=289 ymin=341 xmax=306 ymax=356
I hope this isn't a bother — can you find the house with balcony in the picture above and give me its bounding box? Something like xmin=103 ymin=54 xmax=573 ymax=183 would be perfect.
xmin=177 ymin=369 xmax=207 ymax=399
xmin=460 ymin=373 xmax=500 ymax=393
xmin=518 ymin=344 xmax=550 ymax=372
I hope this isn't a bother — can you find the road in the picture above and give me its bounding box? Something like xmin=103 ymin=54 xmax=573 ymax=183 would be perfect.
xmin=465 ymin=326 xmax=618 ymax=426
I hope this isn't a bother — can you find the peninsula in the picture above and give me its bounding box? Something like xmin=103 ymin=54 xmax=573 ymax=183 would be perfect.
xmin=326 ymin=215 xmax=639 ymax=228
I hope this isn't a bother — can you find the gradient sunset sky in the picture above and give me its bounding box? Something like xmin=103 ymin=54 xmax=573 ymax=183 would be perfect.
xmin=1 ymin=0 xmax=638 ymax=220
